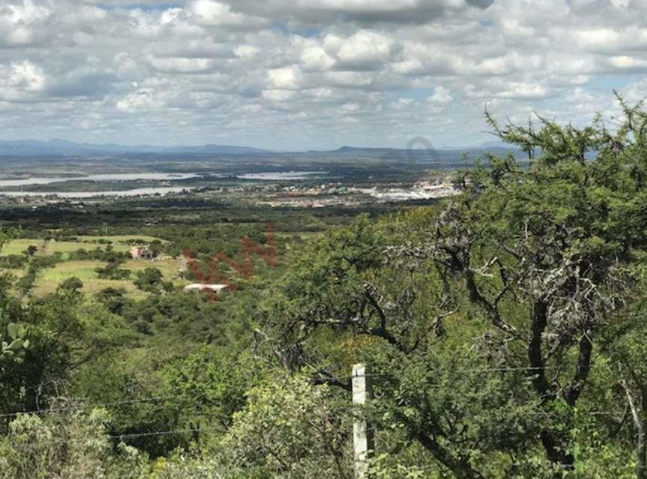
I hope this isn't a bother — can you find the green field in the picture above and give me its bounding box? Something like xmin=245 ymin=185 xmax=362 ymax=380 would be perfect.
xmin=276 ymin=231 xmax=325 ymax=239
xmin=1 ymin=235 xmax=165 ymax=258
xmin=1 ymin=234 xmax=182 ymax=298
xmin=73 ymin=235 xmax=166 ymax=244
xmin=4 ymin=269 xmax=24 ymax=279
xmin=31 ymin=258 xmax=183 ymax=297
xmin=123 ymin=258 xmax=182 ymax=280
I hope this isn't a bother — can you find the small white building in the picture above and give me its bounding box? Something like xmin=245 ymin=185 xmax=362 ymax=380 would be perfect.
xmin=183 ymin=284 xmax=230 ymax=294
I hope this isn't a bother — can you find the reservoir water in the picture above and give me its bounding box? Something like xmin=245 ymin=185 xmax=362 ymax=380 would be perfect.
xmin=0 ymin=173 xmax=198 ymax=188
xmin=0 ymin=187 xmax=193 ymax=198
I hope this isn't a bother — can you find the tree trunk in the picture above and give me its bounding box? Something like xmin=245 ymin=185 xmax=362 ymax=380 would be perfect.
xmin=415 ymin=431 xmax=487 ymax=479
xmin=622 ymin=379 xmax=646 ymax=479
xmin=528 ymin=301 xmax=574 ymax=468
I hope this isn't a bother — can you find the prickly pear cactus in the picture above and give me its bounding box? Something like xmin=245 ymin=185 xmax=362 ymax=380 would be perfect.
xmin=1 ymin=313 xmax=29 ymax=358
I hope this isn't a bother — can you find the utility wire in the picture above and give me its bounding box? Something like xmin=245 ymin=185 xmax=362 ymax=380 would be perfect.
xmin=0 ymin=396 xmax=175 ymax=419
xmin=340 ymin=363 xmax=606 ymax=380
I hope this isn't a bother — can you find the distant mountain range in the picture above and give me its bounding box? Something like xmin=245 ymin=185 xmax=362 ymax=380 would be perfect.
xmin=331 ymin=144 xmax=516 ymax=155
xmin=0 ymin=139 xmax=269 ymax=156
xmin=0 ymin=139 xmax=518 ymax=158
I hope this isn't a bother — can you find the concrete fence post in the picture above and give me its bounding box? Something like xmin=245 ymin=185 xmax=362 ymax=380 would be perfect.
xmin=353 ymin=363 xmax=374 ymax=479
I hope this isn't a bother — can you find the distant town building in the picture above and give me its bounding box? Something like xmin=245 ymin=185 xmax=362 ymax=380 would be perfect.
xmin=131 ymin=246 xmax=155 ymax=260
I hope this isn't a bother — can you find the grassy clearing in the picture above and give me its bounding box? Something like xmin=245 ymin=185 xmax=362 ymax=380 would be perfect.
xmin=276 ymin=231 xmax=324 ymax=239
xmin=1 ymin=239 xmax=130 ymax=257
xmin=76 ymin=235 xmax=167 ymax=244
xmin=3 ymin=269 xmax=24 ymax=279
xmin=3 ymin=234 xmax=179 ymax=299
xmin=123 ymin=258 xmax=182 ymax=280
xmin=31 ymin=258 xmax=182 ymax=298
xmin=31 ymin=260 xmax=127 ymax=297
xmin=2 ymin=239 xmax=48 ymax=256
xmin=1 ymin=235 xmax=165 ymax=258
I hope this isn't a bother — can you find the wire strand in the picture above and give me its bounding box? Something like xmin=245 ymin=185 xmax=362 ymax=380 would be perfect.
xmin=0 ymin=396 xmax=175 ymax=419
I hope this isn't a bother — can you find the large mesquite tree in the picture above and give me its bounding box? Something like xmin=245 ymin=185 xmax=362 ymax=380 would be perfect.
xmin=425 ymin=100 xmax=647 ymax=469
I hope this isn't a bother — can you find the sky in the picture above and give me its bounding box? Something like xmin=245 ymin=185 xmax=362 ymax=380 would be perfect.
xmin=1 ymin=0 xmax=646 ymax=150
